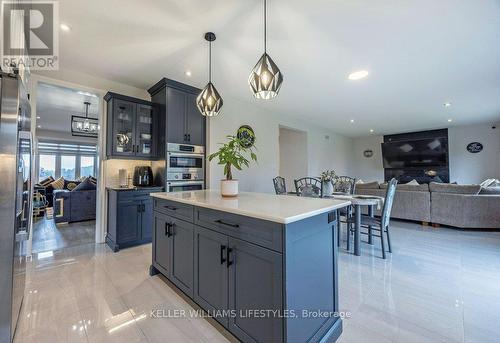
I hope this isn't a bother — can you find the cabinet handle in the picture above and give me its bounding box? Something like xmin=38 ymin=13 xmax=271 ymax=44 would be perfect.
xmin=132 ymin=145 xmax=135 ymax=153
xmin=220 ymin=245 xmax=227 ymax=265
xmin=142 ymin=204 xmax=146 ymax=212
xmin=164 ymin=205 xmax=177 ymax=211
xmin=214 ymin=219 xmax=239 ymax=228
xmin=226 ymin=248 xmax=233 ymax=268
xmin=164 ymin=222 xmax=169 ymax=236
xmin=167 ymin=223 xmax=174 ymax=237
xmin=187 ymin=134 xmax=191 ymax=142
xmin=137 ymin=204 xmax=142 ymax=213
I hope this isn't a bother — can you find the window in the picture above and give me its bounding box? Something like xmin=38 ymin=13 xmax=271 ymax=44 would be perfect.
xmin=61 ymin=155 xmax=76 ymax=179
xmin=39 ymin=154 xmax=56 ymax=179
xmin=80 ymin=156 xmax=95 ymax=177
xmin=37 ymin=141 xmax=97 ymax=181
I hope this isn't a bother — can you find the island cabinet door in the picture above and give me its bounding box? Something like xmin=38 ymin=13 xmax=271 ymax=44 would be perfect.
xmin=170 ymin=218 xmax=194 ymax=297
xmin=140 ymin=199 xmax=154 ymax=241
xmin=193 ymin=225 xmax=229 ymax=327
xmin=228 ymin=237 xmax=283 ymax=343
xmin=153 ymin=213 xmax=173 ymax=276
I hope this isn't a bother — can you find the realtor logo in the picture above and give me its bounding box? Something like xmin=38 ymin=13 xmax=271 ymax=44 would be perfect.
xmin=1 ymin=0 xmax=59 ymax=70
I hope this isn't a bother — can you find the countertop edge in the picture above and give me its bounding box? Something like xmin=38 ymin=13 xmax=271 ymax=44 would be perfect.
xmin=150 ymin=193 xmax=351 ymax=224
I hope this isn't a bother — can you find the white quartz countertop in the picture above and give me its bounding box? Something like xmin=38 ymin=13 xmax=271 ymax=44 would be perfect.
xmin=150 ymin=190 xmax=351 ymax=224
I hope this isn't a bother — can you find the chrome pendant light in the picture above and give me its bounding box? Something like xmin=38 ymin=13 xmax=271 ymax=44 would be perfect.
xmin=197 ymin=32 xmax=223 ymax=117
xmin=248 ymin=0 xmax=283 ymax=99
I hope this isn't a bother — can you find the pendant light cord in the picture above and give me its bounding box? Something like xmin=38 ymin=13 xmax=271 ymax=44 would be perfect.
xmin=264 ymin=0 xmax=267 ymax=53
xmin=209 ymin=40 xmax=212 ymax=82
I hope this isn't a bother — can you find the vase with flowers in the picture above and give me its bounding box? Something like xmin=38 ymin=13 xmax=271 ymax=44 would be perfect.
xmin=320 ymin=170 xmax=336 ymax=196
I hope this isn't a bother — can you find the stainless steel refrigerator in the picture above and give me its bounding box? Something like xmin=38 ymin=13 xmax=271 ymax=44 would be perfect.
xmin=0 ymin=72 xmax=33 ymax=342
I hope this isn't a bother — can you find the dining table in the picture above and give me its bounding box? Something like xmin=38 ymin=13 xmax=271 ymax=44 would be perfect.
xmin=323 ymin=193 xmax=385 ymax=256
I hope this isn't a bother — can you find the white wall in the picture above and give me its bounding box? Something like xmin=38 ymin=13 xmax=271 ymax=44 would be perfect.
xmin=349 ymin=123 xmax=500 ymax=184
xmin=279 ymin=127 xmax=308 ymax=191
xmin=208 ymin=97 xmax=353 ymax=193
xmin=448 ymin=124 xmax=500 ymax=184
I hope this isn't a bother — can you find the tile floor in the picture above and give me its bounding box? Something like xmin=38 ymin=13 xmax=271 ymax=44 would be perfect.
xmin=32 ymin=218 xmax=96 ymax=253
xmin=14 ymin=220 xmax=500 ymax=343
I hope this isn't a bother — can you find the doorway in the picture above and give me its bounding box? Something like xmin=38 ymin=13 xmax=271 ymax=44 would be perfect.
xmin=31 ymin=82 xmax=100 ymax=253
xmin=278 ymin=126 xmax=308 ymax=192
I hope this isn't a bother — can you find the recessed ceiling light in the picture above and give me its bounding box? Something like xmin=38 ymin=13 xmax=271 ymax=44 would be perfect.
xmin=60 ymin=23 xmax=71 ymax=32
xmin=370 ymin=129 xmax=374 ymax=133
xmin=36 ymin=116 xmax=40 ymax=119
xmin=350 ymin=119 xmax=355 ymax=123
xmin=443 ymin=102 xmax=452 ymax=108
xmin=185 ymin=70 xmax=192 ymax=77
xmin=348 ymin=70 xmax=369 ymax=80
xmin=37 ymin=125 xmax=41 ymax=128
xmin=448 ymin=118 xmax=453 ymax=122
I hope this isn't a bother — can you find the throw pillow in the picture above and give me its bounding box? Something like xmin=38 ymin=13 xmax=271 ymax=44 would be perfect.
xmin=50 ymin=177 xmax=65 ymax=190
xmin=406 ymin=179 xmax=419 ymax=186
xmin=66 ymin=182 xmax=78 ymax=191
xmin=73 ymin=177 xmax=96 ymax=191
xmin=38 ymin=176 xmax=54 ymax=187
xmin=356 ymin=181 xmax=380 ymax=190
xmin=429 ymin=182 xmax=481 ymax=195
xmin=89 ymin=176 xmax=97 ymax=185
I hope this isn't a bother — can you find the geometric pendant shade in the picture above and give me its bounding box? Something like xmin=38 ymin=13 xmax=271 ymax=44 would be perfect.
xmin=248 ymin=52 xmax=283 ymax=100
xmin=248 ymin=0 xmax=283 ymax=99
xmin=197 ymin=32 xmax=223 ymax=117
xmin=196 ymin=82 xmax=223 ymax=117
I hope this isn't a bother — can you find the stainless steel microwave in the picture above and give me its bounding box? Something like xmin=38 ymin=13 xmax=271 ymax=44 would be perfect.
xmin=167 ymin=143 xmax=205 ymax=176
xmin=166 ymin=180 xmax=204 ymax=192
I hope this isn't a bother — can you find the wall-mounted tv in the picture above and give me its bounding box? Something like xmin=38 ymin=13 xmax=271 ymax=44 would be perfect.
xmin=381 ymin=138 xmax=448 ymax=169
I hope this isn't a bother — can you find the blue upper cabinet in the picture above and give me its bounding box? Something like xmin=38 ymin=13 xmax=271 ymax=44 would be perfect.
xmin=148 ymin=78 xmax=206 ymax=156
xmin=104 ymin=92 xmax=158 ymax=160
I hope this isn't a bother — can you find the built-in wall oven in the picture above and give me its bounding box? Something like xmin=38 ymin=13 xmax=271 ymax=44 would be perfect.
xmin=166 ymin=143 xmax=205 ymax=192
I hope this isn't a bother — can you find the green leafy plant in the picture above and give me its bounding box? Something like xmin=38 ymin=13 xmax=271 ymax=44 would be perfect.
xmin=208 ymin=135 xmax=257 ymax=180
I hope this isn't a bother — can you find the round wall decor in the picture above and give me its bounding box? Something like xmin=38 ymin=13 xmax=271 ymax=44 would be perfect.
xmin=237 ymin=125 xmax=256 ymax=148
xmin=363 ymin=149 xmax=374 ymax=158
xmin=466 ymin=142 xmax=483 ymax=153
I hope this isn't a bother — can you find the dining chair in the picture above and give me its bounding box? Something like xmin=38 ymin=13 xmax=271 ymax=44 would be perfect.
xmin=345 ymin=178 xmax=398 ymax=259
xmin=294 ymin=177 xmax=323 ymax=198
xmin=273 ymin=176 xmax=287 ymax=195
xmin=334 ymin=176 xmax=356 ymax=247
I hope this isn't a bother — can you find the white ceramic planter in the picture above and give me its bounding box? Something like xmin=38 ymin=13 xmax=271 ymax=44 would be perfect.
xmin=221 ymin=180 xmax=239 ymax=197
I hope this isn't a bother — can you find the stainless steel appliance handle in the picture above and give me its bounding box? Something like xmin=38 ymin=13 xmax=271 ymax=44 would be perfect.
xmin=168 ymin=152 xmax=205 ymax=159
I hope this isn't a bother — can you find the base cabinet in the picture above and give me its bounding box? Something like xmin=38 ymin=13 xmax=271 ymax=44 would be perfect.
xmin=151 ymin=198 xmax=342 ymax=343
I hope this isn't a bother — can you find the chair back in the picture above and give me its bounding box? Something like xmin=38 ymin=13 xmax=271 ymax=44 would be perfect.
xmin=294 ymin=177 xmax=322 ymax=197
xmin=333 ymin=176 xmax=356 ymax=194
xmin=381 ymin=178 xmax=398 ymax=228
xmin=273 ymin=176 xmax=287 ymax=195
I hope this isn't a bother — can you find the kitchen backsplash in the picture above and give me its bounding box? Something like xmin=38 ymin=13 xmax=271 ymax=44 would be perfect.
xmin=104 ymin=159 xmax=152 ymax=187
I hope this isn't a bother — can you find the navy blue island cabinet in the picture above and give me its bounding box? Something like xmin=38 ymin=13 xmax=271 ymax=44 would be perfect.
xmin=149 ymin=191 xmax=349 ymax=343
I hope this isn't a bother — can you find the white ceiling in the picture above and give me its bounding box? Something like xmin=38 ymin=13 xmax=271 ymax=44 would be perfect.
xmin=57 ymin=0 xmax=500 ymax=137
xmin=36 ymin=82 xmax=99 ymax=133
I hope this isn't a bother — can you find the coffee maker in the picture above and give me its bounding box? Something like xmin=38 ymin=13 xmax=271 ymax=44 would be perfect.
xmin=133 ymin=166 xmax=153 ymax=187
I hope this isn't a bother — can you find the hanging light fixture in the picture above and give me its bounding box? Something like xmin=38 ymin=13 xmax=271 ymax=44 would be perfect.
xmin=71 ymin=101 xmax=99 ymax=137
xmin=197 ymin=32 xmax=223 ymax=117
xmin=248 ymin=0 xmax=283 ymax=99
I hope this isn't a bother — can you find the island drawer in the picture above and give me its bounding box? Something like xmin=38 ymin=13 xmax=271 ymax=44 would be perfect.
xmin=154 ymin=199 xmax=194 ymax=222
xmin=194 ymin=207 xmax=283 ymax=253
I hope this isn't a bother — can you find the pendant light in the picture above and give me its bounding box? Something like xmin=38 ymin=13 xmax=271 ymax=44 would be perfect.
xmin=197 ymin=32 xmax=223 ymax=117
xmin=71 ymin=101 xmax=99 ymax=138
xmin=248 ymin=0 xmax=283 ymax=99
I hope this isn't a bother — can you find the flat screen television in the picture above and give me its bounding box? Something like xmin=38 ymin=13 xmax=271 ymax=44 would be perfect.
xmin=381 ymin=138 xmax=448 ymax=168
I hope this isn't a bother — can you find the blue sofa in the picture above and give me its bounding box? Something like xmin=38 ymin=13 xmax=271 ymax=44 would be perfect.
xmin=53 ymin=189 xmax=96 ymax=223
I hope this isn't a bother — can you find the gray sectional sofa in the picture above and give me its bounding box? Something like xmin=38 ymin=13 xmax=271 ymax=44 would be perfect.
xmin=356 ymin=182 xmax=500 ymax=229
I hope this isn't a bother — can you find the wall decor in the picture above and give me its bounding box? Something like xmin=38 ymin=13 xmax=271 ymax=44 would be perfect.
xmin=466 ymin=142 xmax=483 ymax=153
xmin=237 ymin=125 xmax=256 ymax=148
xmin=363 ymin=149 xmax=373 ymax=158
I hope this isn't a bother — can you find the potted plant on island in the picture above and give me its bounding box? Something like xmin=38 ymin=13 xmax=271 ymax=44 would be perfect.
xmin=208 ymin=135 xmax=257 ymax=197
xmin=320 ymin=170 xmax=336 ymax=196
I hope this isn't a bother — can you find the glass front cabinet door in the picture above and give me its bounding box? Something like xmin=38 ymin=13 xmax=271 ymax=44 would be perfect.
xmin=112 ymin=99 xmax=136 ymax=156
xmin=105 ymin=92 xmax=157 ymax=160
xmin=135 ymin=103 xmax=156 ymax=158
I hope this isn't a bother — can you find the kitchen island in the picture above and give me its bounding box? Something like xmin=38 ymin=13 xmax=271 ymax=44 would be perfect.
xmin=149 ymin=190 xmax=350 ymax=343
